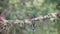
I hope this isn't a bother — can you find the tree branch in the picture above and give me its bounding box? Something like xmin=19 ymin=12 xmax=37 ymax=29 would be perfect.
xmin=0 ymin=13 xmax=57 ymax=25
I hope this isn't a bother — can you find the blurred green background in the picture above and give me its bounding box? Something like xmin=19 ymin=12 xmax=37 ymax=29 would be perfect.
xmin=0 ymin=0 xmax=60 ymax=34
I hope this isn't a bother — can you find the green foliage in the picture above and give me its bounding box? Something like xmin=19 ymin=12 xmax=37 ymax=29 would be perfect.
xmin=0 ymin=0 xmax=60 ymax=34
xmin=0 ymin=8 xmax=3 ymax=14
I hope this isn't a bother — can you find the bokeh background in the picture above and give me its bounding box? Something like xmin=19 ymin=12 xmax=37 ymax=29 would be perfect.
xmin=0 ymin=0 xmax=60 ymax=34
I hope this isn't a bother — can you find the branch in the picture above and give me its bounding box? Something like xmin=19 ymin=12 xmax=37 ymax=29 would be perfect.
xmin=1 ymin=13 xmax=57 ymax=26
